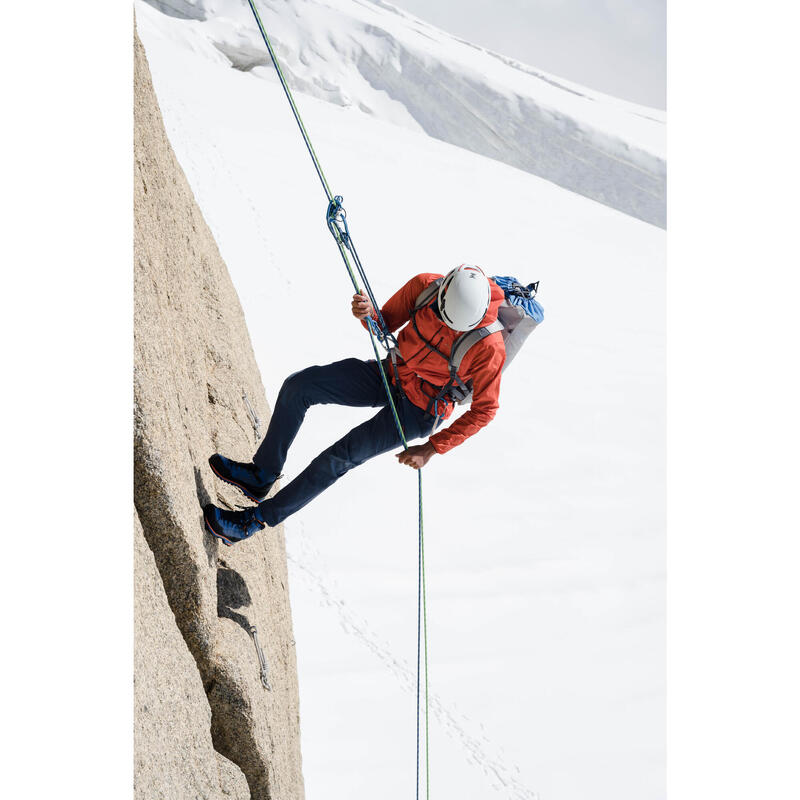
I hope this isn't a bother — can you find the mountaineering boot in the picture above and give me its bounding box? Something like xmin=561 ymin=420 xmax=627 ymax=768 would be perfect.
xmin=203 ymin=503 xmax=266 ymax=546
xmin=208 ymin=453 xmax=275 ymax=502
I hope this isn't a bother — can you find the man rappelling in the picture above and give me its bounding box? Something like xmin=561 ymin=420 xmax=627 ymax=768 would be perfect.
xmin=203 ymin=264 xmax=506 ymax=545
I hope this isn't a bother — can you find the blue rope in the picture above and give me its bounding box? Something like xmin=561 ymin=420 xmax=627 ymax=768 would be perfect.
xmin=244 ymin=3 xmax=431 ymax=796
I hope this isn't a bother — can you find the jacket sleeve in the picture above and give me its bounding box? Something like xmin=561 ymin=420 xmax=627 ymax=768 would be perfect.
xmin=428 ymin=338 xmax=505 ymax=454
xmin=361 ymin=274 xmax=441 ymax=334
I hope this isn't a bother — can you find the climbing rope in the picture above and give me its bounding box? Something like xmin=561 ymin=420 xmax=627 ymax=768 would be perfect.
xmin=245 ymin=2 xmax=431 ymax=796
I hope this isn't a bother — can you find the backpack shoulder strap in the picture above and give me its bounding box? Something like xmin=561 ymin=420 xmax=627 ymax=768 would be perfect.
xmin=449 ymin=320 xmax=503 ymax=373
xmin=414 ymin=277 xmax=443 ymax=311
xmin=409 ymin=277 xmax=450 ymax=368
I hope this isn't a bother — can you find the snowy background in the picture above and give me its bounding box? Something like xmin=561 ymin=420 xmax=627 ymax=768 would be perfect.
xmin=141 ymin=0 xmax=665 ymax=227
xmin=136 ymin=1 xmax=665 ymax=798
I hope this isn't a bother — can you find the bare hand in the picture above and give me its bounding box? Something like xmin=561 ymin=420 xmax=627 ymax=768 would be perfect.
xmin=395 ymin=442 xmax=436 ymax=470
xmin=351 ymin=291 xmax=375 ymax=321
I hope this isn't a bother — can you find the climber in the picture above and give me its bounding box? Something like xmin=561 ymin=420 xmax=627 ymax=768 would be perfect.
xmin=202 ymin=264 xmax=506 ymax=546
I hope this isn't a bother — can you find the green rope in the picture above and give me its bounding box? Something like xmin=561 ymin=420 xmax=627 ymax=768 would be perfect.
xmin=419 ymin=470 xmax=430 ymax=798
xmin=246 ymin=0 xmax=407 ymax=441
xmin=244 ymin=3 xmax=431 ymax=795
xmin=246 ymin=0 xmax=333 ymax=201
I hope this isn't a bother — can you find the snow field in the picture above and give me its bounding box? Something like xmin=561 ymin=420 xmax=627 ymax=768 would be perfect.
xmin=137 ymin=4 xmax=665 ymax=798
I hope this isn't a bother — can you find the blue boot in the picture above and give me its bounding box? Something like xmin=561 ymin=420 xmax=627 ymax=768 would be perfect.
xmin=209 ymin=453 xmax=276 ymax=502
xmin=203 ymin=503 xmax=266 ymax=546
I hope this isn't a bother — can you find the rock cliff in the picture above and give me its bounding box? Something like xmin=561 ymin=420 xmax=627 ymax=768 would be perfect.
xmin=134 ymin=24 xmax=304 ymax=800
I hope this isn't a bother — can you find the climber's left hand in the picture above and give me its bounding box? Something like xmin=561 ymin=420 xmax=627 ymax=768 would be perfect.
xmin=395 ymin=442 xmax=436 ymax=470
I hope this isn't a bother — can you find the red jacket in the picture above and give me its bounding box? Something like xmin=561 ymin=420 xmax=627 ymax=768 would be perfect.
xmin=366 ymin=273 xmax=506 ymax=454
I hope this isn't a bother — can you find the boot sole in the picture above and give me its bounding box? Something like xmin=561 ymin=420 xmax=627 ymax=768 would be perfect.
xmin=209 ymin=456 xmax=268 ymax=503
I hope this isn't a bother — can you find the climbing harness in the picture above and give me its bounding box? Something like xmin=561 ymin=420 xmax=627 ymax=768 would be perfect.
xmin=244 ymin=3 xmax=431 ymax=796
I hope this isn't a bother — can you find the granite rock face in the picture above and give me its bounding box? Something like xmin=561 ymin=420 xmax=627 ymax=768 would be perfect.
xmin=134 ymin=510 xmax=250 ymax=800
xmin=134 ymin=24 xmax=304 ymax=800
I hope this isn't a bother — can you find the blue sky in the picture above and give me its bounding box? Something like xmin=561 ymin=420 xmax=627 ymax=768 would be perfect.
xmin=390 ymin=0 xmax=666 ymax=109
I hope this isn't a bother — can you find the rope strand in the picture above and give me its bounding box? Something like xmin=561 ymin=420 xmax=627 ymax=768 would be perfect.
xmin=244 ymin=3 xmax=430 ymax=795
xmin=246 ymin=0 xmax=333 ymax=201
xmin=417 ymin=469 xmax=430 ymax=799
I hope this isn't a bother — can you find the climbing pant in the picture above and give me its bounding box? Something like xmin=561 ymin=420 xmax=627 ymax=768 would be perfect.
xmin=253 ymin=358 xmax=437 ymax=526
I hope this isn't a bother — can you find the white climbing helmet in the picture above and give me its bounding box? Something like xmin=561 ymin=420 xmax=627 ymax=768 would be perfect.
xmin=437 ymin=264 xmax=492 ymax=331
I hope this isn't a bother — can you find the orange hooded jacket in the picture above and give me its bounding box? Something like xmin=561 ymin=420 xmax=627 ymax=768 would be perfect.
xmin=365 ymin=273 xmax=506 ymax=454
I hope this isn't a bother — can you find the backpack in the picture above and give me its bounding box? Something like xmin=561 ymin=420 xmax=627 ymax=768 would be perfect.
xmin=396 ymin=275 xmax=544 ymax=413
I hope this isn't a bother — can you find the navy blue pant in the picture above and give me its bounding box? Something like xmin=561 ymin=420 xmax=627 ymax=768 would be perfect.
xmin=253 ymin=358 xmax=436 ymax=526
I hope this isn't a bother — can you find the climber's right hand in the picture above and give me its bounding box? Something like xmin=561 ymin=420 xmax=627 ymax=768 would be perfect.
xmin=351 ymin=292 xmax=374 ymax=321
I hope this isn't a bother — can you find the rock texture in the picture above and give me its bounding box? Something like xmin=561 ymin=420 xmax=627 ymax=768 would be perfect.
xmin=134 ymin=511 xmax=250 ymax=799
xmin=134 ymin=23 xmax=304 ymax=800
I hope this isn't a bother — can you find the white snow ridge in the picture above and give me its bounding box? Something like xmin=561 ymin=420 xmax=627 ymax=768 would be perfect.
xmin=139 ymin=0 xmax=665 ymax=228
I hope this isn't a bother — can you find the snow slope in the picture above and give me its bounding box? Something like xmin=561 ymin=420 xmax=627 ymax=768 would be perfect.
xmin=137 ymin=3 xmax=665 ymax=799
xmin=140 ymin=0 xmax=666 ymax=227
